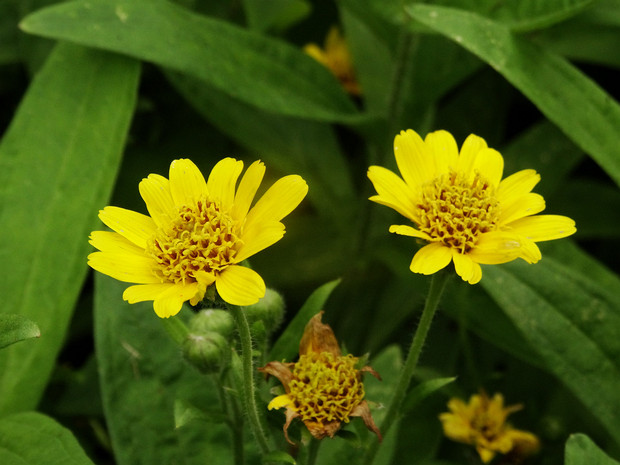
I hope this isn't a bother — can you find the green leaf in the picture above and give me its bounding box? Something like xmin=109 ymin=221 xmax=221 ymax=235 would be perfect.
xmin=406 ymin=4 xmax=620 ymax=188
xmin=0 ymin=43 xmax=139 ymax=415
xmin=481 ymin=250 xmax=620 ymax=445
xmin=269 ymin=279 xmax=341 ymax=362
xmin=565 ymin=434 xmax=620 ymax=465
xmin=174 ymin=399 xmax=227 ymax=428
xmin=0 ymin=411 xmax=95 ymax=464
xmin=94 ymin=275 xmax=235 ymax=465
xmin=262 ymin=450 xmax=297 ymax=464
xmin=402 ymin=377 xmax=456 ymax=414
xmin=485 ymin=0 xmax=595 ymax=31
xmin=20 ymin=0 xmax=361 ymax=122
xmin=0 ymin=314 xmax=40 ymax=349
xmin=242 ymin=0 xmax=310 ymax=33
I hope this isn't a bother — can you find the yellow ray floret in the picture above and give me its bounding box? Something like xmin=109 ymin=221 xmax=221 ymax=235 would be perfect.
xmin=88 ymin=158 xmax=307 ymax=317
xmin=368 ymin=129 xmax=576 ymax=284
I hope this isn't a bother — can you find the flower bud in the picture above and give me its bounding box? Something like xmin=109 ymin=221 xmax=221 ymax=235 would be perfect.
xmin=244 ymin=288 xmax=285 ymax=334
xmin=189 ymin=309 xmax=235 ymax=340
xmin=182 ymin=331 xmax=228 ymax=374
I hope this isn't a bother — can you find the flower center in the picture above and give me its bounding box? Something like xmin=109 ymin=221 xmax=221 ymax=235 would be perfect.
xmin=416 ymin=171 xmax=500 ymax=253
xmin=146 ymin=197 xmax=241 ymax=284
xmin=289 ymin=352 xmax=364 ymax=426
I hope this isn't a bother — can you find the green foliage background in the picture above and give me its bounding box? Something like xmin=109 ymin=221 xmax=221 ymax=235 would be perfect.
xmin=0 ymin=0 xmax=619 ymax=464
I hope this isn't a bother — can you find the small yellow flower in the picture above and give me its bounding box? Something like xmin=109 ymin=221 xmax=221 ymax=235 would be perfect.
xmin=88 ymin=158 xmax=308 ymax=318
xmin=368 ymin=129 xmax=576 ymax=284
xmin=304 ymin=26 xmax=361 ymax=96
xmin=259 ymin=312 xmax=381 ymax=443
xmin=440 ymin=392 xmax=540 ymax=463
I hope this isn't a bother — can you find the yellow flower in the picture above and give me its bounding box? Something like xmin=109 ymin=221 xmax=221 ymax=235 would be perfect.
xmin=304 ymin=26 xmax=361 ymax=96
xmin=259 ymin=312 xmax=381 ymax=443
xmin=439 ymin=392 xmax=540 ymax=463
xmin=367 ymin=129 xmax=576 ymax=284
xmin=88 ymin=158 xmax=308 ymax=318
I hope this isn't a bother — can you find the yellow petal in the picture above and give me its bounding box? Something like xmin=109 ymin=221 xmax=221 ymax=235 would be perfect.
xmin=410 ymin=242 xmax=453 ymax=275
xmin=169 ymin=159 xmax=208 ymax=206
xmin=231 ymin=160 xmax=265 ymax=222
xmin=424 ymin=130 xmax=459 ymax=175
xmin=468 ymin=232 xmax=522 ymax=265
xmin=244 ymin=175 xmax=308 ymax=231
xmin=452 ymin=251 xmax=482 ymax=284
xmin=87 ymin=251 xmax=160 ymax=283
xmin=518 ymin=237 xmax=542 ymax=263
xmin=216 ymin=265 xmax=266 ymax=306
xmin=457 ymin=133 xmax=488 ymax=176
xmin=153 ymin=282 xmax=199 ymax=318
xmin=367 ymin=165 xmax=417 ymax=221
xmin=304 ymin=43 xmax=328 ymax=65
xmin=497 ymin=169 xmax=540 ymax=204
xmin=389 ymin=224 xmax=431 ymax=241
xmin=509 ymin=215 xmax=576 ymax=242
xmin=139 ymin=173 xmax=175 ymax=228
xmin=207 ymin=157 xmax=244 ymax=211
xmin=89 ymin=231 xmax=145 ymax=255
xmin=123 ymin=283 xmax=174 ymax=303
xmin=98 ymin=206 xmax=156 ymax=249
xmin=477 ymin=446 xmax=496 ymax=464
xmin=236 ymin=221 xmax=285 ymax=262
xmin=472 ymin=147 xmax=504 ymax=188
xmin=499 ymin=193 xmax=546 ymax=224
xmin=394 ymin=129 xmax=434 ymax=188
xmin=268 ymin=394 xmax=293 ymax=411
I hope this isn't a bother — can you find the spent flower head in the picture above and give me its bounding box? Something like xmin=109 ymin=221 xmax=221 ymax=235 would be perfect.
xmin=259 ymin=312 xmax=381 ymax=443
xmin=440 ymin=392 xmax=540 ymax=463
xmin=88 ymin=158 xmax=307 ymax=318
xmin=368 ymin=129 xmax=576 ymax=284
xmin=304 ymin=26 xmax=361 ymax=96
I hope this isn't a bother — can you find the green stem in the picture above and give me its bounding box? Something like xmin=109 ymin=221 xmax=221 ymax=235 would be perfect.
xmin=160 ymin=315 xmax=190 ymax=345
xmin=229 ymin=304 xmax=271 ymax=455
xmin=362 ymin=269 xmax=450 ymax=465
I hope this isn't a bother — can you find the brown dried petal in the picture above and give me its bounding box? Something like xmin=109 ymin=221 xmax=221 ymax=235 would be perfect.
xmin=304 ymin=419 xmax=342 ymax=440
xmin=299 ymin=311 xmax=341 ymax=357
xmin=258 ymin=361 xmax=294 ymax=391
xmin=350 ymin=400 xmax=382 ymax=442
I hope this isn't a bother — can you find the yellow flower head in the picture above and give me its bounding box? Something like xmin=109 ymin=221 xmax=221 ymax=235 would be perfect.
xmin=439 ymin=392 xmax=540 ymax=463
xmin=259 ymin=312 xmax=381 ymax=443
xmin=368 ymin=129 xmax=576 ymax=284
xmin=88 ymin=158 xmax=308 ymax=318
xmin=304 ymin=26 xmax=361 ymax=96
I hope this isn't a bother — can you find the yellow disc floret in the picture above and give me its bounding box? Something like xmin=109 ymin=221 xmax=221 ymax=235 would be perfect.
xmin=288 ymin=352 xmax=364 ymax=426
xmin=147 ymin=197 xmax=242 ymax=284
xmin=416 ymin=171 xmax=500 ymax=253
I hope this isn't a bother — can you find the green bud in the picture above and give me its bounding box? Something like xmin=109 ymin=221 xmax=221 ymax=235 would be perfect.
xmin=182 ymin=331 xmax=228 ymax=374
xmin=244 ymin=288 xmax=285 ymax=334
xmin=189 ymin=309 xmax=235 ymax=340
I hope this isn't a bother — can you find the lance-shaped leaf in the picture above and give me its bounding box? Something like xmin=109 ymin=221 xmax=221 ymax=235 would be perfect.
xmin=406 ymin=4 xmax=620 ymax=188
xmin=20 ymin=0 xmax=360 ymax=122
xmin=0 ymin=314 xmax=40 ymax=350
xmin=565 ymin=434 xmax=620 ymax=465
xmin=0 ymin=43 xmax=139 ymax=414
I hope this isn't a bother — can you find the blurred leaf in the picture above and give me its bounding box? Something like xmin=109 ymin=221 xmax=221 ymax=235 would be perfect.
xmin=242 ymin=0 xmax=310 ymax=33
xmin=482 ymin=248 xmax=620 ymax=445
xmin=269 ymin=279 xmax=341 ymax=361
xmin=0 ymin=0 xmax=20 ymax=64
xmin=0 ymin=43 xmax=139 ymax=414
xmin=20 ymin=0 xmax=362 ymax=122
xmin=407 ymin=4 xmax=620 ymax=188
xmin=486 ymin=0 xmax=595 ymax=31
xmin=0 ymin=411 xmax=95 ymax=464
xmin=174 ymin=399 xmax=227 ymax=428
xmin=565 ymin=433 xmax=620 ymax=465
xmin=164 ymin=72 xmax=356 ymax=221
xmin=0 ymin=314 xmax=40 ymax=349
xmin=94 ymin=275 xmax=234 ymax=465
xmin=402 ymin=376 xmax=456 ymax=414
xmin=262 ymin=450 xmax=297 ymax=464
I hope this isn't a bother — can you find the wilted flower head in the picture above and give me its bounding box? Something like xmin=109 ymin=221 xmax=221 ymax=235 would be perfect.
xmin=304 ymin=26 xmax=361 ymax=96
xmin=439 ymin=392 xmax=540 ymax=463
xmin=368 ymin=129 xmax=576 ymax=284
xmin=259 ymin=312 xmax=381 ymax=443
xmin=88 ymin=158 xmax=307 ymax=318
